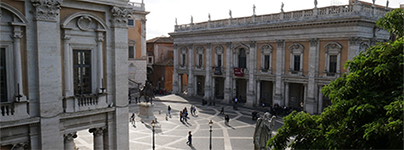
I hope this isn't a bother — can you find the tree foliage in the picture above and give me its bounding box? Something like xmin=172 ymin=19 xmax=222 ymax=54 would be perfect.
xmin=267 ymin=9 xmax=404 ymax=149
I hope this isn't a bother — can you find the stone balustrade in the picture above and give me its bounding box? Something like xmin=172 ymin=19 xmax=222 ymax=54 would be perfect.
xmin=128 ymin=1 xmax=145 ymax=11
xmin=0 ymin=101 xmax=30 ymax=122
xmin=174 ymin=3 xmax=388 ymax=32
xmin=63 ymin=94 xmax=108 ymax=113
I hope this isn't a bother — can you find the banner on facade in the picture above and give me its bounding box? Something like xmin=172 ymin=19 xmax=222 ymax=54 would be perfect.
xmin=233 ymin=68 xmax=244 ymax=76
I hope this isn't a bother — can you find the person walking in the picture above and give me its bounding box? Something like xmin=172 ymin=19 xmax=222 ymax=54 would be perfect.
xmin=167 ymin=105 xmax=172 ymax=118
xmin=130 ymin=113 xmax=135 ymax=125
xmin=186 ymin=131 xmax=192 ymax=146
xmin=220 ymin=106 xmax=225 ymax=115
xmin=225 ymin=114 xmax=230 ymax=126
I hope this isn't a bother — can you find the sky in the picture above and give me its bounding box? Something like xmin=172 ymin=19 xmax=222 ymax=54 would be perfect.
xmin=130 ymin=0 xmax=403 ymax=40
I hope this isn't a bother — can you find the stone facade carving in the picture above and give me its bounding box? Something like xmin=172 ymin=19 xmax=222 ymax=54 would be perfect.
xmin=77 ymin=15 xmax=92 ymax=31
xmin=260 ymin=44 xmax=273 ymax=53
xmin=110 ymin=6 xmax=131 ymax=28
xmin=309 ymin=38 xmax=319 ymax=47
xmin=349 ymin=37 xmax=361 ymax=45
xmin=64 ymin=132 xmax=77 ymax=142
xmin=31 ymin=0 xmax=62 ymax=21
xmin=276 ymin=39 xmax=285 ymax=47
xmin=215 ymin=45 xmax=224 ymax=54
xmin=289 ymin=43 xmax=304 ymax=53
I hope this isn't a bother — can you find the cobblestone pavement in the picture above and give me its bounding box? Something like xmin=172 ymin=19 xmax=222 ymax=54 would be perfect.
xmin=75 ymin=94 xmax=285 ymax=150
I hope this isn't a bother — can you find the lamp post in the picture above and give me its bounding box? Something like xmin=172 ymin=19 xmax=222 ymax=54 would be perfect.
xmin=151 ymin=120 xmax=155 ymax=150
xmin=209 ymin=120 xmax=213 ymax=150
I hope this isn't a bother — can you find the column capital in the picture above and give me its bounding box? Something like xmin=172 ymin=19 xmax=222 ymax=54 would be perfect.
xmin=64 ymin=132 xmax=77 ymax=141
xmin=188 ymin=44 xmax=194 ymax=49
xmin=89 ymin=127 xmax=105 ymax=136
xmin=62 ymin=35 xmax=71 ymax=40
xmin=276 ymin=39 xmax=285 ymax=47
xmin=11 ymin=34 xmax=23 ymax=39
xmin=309 ymin=38 xmax=319 ymax=47
xmin=206 ymin=43 xmax=212 ymax=48
xmin=226 ymin=42 xmax=232 ymax=48
xmin=349 ymin=37 xmax=362 ymax=45
xmin=173 ymin=44 xmax=178 ymax=49
xmin=249 ymin=41 xmax=257 ymax=48
xmin=110 ymin=6 xmax=131 ymax=28
xmin=31 ymin=0 xmax=62 ymax=21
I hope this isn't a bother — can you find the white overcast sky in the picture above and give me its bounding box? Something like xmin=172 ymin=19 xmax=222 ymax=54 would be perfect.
xmin=130 ymin=0 xmax=403 ymax=40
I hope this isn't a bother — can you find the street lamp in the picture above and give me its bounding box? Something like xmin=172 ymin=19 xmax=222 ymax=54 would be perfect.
xmin=209 ymin=120 xmax=213 ymax=150
xmin=151 ymin=120 xmax=155 ymax=150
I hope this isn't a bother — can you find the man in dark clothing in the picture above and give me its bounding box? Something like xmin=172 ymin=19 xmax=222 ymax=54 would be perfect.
xmin=186 ymin=131 xmax=192 ymax=146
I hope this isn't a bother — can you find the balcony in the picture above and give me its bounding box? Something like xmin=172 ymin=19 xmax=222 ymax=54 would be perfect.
xmin=0 ymin=101 xmax=30 ymax=122
xmin=213 ymin=66 xmax=223 ymax=75
xmin=63 ymin=94 xmax=108 ymax=113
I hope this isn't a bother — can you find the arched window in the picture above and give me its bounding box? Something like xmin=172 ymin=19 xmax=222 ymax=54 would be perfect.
xmin=180 ymin=47 xmax=187 ymax=68
xmin=195 ymin=46 xmax=204 ymax=69
xmin=289 ymin=43 xmax=304 ymax=75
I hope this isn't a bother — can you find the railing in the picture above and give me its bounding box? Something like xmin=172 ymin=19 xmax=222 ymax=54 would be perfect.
xmin=63 ymin=94 xmax=108 ymax=113
xmin=0 ymin=101 xmax=30 ymax=122
xmin=174 ymin=3 xmax=388 ymax=32
xmin=128 ymin=1 xmax=145 ymax=11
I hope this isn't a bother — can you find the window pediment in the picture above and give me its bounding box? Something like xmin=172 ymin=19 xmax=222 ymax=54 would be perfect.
xmin=215 ymin=45 xmax=223 ymax=54
xmin=324 ymin=42 xmax=342 ymax=54
xmin=180 ymin=46 xmax=187 ymax=54
xmin=289 ymin=43 xmax=304 ymax=54
xmin=260 ymin=44 xmax=273 ymax=54
xmin=196 ymin=46 xmax=204 ymax=54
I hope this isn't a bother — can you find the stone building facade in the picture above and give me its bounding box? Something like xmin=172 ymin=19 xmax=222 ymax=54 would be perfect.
xmin=0 ymin=0 xmax=145 ymax=149
xmin=146 ymin=36 xmax=174 ymax=93
xmin=170 ymin=0 xmax=391 ymax=114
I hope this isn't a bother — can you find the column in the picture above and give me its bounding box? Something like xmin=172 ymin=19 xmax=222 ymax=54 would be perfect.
xmin=306 ymin=38 xmax=319 ymax=114
xmin=246 ymin=41 xmax=257 ymax=107
xmin=348 ymin=37 xmax=361 ymax=70
xmin=256 ymin=80 xmax=261 ymax=106
xmin=64 ymin=132 xmax=77 ymax=150
xmin=187 ymin=44 xmax=194 ymax=96
xmin=11 ymin=25 xmax=26 ymax=101
xmin=204 ymin=43 xmax=212 ymax=99
xmin=172 ymin=44 xmax=179 ymax=94
xmin=318 ymin=86 xmax=324 ymax=113
xmin=110 ymin=6 xmax=130 ymax=150
xmin=62 ymin=31 xmax=73 ymax=96
xmin=31 ymin=1 xmax=63 ymax=149
xmin=274 ymin=40 xmax=285 ymax=105
xmin=285 ymin=83 xmax=289 ymax=107
xmin=224 ymin=42 xmax=232 ymax=103
xmin=96 ymin=31 xmax=105 ymax=93
xmin=90 ymin=128 xmax=104 ymax=150
xmin=303 ymin=84 xmax=307 ymax=111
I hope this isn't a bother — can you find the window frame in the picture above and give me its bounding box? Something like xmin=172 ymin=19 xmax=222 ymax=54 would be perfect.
xmin=289 ymin=43 xmax=304 ymax=75
xmin=0 ymin=44 xmax=14 ymax=103
xmin=195 ymin=46 xmax=204 ymax=69
xmin=128 ymin=45 xmax=134 ymax=59
xmin=324 ymin=42 xmax=342 ymax=77
xmin=180 ymin=47 xmax=187 ymax=68
xmin=73 ymin=50 xmax=92 ymax=95
xmin=260 ymin=44 xmax=273 ymax=73
xmin=128 ymin=19 xmax=134 ymax=26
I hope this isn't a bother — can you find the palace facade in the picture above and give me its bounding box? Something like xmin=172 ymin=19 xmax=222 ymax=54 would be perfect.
xmin=0 ymin=0 xmax=146 ymax=149
xmin=170 ymin=0 xmax=391 ymax=114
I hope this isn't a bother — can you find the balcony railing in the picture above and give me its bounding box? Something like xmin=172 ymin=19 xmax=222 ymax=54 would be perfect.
xmin=63 ymin=94 xmax=108 ymax=113
xmin=0 ymin=101 xmax=30 ymax=122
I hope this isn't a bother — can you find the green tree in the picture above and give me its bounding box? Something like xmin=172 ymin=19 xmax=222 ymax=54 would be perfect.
xmin=267 ymin=9 xmax=404 ymax=149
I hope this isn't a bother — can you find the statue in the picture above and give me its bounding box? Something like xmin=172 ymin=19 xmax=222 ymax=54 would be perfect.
xmin=281 ymin=2 xmax=284 ymax=12
xmin=253 ymin=112 xmax=276 ymax=150
xmin=175 ymin=18 xmax=177 ymax=25
xmin=208 ymin=13 xmax=211 ymax=21
xmin=229 ymin=9 xmax=232 ymax=18
xmin=191 ymin=15 xmax=193 ymax=24
xmin=372 ymin=0 xmax=375 ymax=5
xmin=386 ymin=0 xmax=389 ymax=9
xmin=139 ymin=80 xmax=155 ymax=104
xmin=314 ymin=0 xmax=318 ymax=8
xmin=253 ymin=4 xmax=256 ymax=15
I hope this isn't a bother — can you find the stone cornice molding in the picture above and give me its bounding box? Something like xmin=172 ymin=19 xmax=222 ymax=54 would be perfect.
xmin=289 ymin=43 xmax=305 ymax=54
xmin=110 ymin=6 xmax=131 ymax=28
xmin=260 ymin=44 xmax=273 ymax=54
xmin=31 ymin=0 xmax=62 ymax=21
xmin=309 ymin=38 xmax=319 ymax=47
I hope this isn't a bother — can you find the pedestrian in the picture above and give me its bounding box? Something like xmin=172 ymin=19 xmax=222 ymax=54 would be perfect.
xmin=225 ymin=114 xmax=230 ymax=126
xmin=180 ymin=111 xmax=183 ymax=122
xmin=220 ymin=106 xmax=224 ymax=115
xmin=167 ymin=105 xmax=172 ymax=118
xmin=186 ymin=131 xmax=192 ymax=146
xmin=130 ymin=113 xmax=135 ymax=124
xmin=252 ymin=111 xmax=257 ymax=121
xmin=233 ymin=96 xmax=238 ymax=110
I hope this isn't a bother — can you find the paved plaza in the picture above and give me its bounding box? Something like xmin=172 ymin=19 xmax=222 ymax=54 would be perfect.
xmin=75 ymin=94 xmax=284 ymax=150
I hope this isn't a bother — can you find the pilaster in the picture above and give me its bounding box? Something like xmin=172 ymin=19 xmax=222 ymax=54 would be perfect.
xmin=223 ymin=42 xmax=233 ymax=103
xmin=246 ymin=41 xmax=256 ymax=107
xmin=348 ymin=37 xmax=361 ymax=67
xmin=172 ymin=44 xmax=179 ymax=94
xmin=274 ymin=39 xmax=285 ymax=105
xmin=306 ymin=38 xmax=319 ymax=114
xmin=90 ymin=128 xmax=105 ymax=150
xmin=187 ymin=44 xmax=194 ymax=96
xmin=204 ymin=43 xmax=212 ymax=100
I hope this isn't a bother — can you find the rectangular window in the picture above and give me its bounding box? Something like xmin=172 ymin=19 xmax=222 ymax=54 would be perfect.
xmin=198 ymin=54 xmax=202 ymax=67
xmin=329 ymin=55 xmax=337 ymax=73
xmin=128 ymin=46 xmax=134 ymax=58
xmin=217 ymin=54 xmax=222 ymax=67
xmin=182 ymin=54 xmax=186 ymax=66
xmin=148 ymin=57 xmax=152 ymax=64
xmin=294 ymin=55 xmax=300 ymax=71
xmin=264 ymin=55 xmax=270 ymax=70
xmin=0 ymin=48 xmax=7 ymax=102
xmin=128 ymin=19 xmax=134 ymax=26
xmin=73 ymin=50 xmax=92 ymax=95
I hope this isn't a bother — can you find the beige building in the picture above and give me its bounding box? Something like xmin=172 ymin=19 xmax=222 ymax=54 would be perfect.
xmin=170 ymin=0 xmax=391 ymax=114
xmin=0 ymin=0 xmax=146 ymax=149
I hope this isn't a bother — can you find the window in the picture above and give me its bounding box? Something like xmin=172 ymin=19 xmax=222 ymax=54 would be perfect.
xmin=238 ymin=48 xmax=247 ymax=68
xmin=128 ymin=46 xmax=134 ymax=58
xmin=0 ymin=48 xmax=6 ymax=102
xmin=181 ymin=54 xmax=186 ymax=67
xmin=329 ymin=55 xmax=337 ymax=73
xmin=148 ymin=57 xmax=152 ymax=64
xmin=73 ymin=50 xmax=92 ymax=95
xmin=198 ymin=54 xmax=203 ymax=67
xmin=128 ymin=19 xmax=134 ymax=26
xmin=217 ymin=54 xmax=222 ymax=67
xmin=264 ymin=55 xmax=270 ymax=70
xmin=293 ymin=55 xmax=300 ymax=71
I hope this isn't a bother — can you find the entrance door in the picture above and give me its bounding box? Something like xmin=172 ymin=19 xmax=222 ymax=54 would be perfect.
xmin=289 ymin=83 xmax=304 ymax=111
xmin=235 ymin=79 xmax=247 ymax=103
xmin=260 ymin=81 xmax=273 ymax=106
xmin=196 ymin=76 xmax=205 ymax=96
xmin=214 ymin=77 xmax=224 ymax=99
